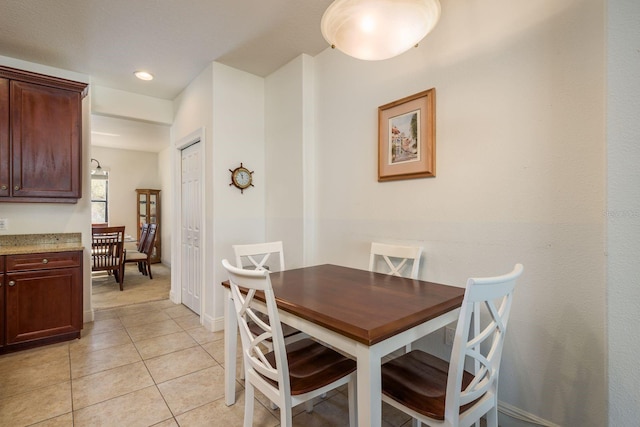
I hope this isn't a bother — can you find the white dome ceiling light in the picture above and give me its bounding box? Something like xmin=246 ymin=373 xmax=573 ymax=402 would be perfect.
xmin=321 ymin=0 xmax=441 ymax=61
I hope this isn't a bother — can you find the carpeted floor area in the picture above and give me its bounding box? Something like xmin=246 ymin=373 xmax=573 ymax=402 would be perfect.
xmin=92 ymin=263 xmax=171 ymax=310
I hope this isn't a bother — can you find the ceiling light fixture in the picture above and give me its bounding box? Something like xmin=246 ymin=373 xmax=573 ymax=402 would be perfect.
xmin=321 ymin=0 xmax=441 ymax=61
xmin=134 ymin=70 xmax=154 ymax=81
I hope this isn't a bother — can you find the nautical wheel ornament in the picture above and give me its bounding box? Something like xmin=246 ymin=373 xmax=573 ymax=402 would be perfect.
xmin=229 ymin=163 xmax=254 ymax=194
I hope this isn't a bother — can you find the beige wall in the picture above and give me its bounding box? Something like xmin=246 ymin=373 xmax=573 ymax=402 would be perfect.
xmin=607 ymin=0 xmax=640 ymax=425
xmin=89 ymin=146 xmax=162 ymax=241
xmin=264 ymin=55 xmax=311 ymax=269
xmin=265 ymin=0 xmax=606 ymax=425
xmin=170 ymin=63 xmax=266 ymax=329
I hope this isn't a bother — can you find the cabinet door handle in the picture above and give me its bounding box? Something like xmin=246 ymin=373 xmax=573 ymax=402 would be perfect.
xmin=1 ymin=184 xmax=6 ymax=190
xmin=14 ymin=185 xmax=20 ymax=191
xmin=8 ymin=280 xmax=16 ymax=287
xmin=42 ymin=258 xmax=49 ymax=264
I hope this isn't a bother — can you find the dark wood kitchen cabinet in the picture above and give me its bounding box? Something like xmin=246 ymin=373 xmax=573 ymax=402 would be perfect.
xmin=0 ymin=78 xmax=8 ymax=198
xmin=0 ymin=66 xmax=88 ymax=203
xmin=1 ymin=251 xmax=83 ymax=353
xmin=0 ymin=256 xmax=4 ymax=351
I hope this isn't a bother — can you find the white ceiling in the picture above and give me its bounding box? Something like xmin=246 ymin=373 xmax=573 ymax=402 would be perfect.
xmin=0 ymin=0 xmax=334 ymax=100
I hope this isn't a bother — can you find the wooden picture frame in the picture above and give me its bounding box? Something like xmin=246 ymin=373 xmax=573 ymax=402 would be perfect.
xmin=378 ymin=88 xmax=436 ymax=181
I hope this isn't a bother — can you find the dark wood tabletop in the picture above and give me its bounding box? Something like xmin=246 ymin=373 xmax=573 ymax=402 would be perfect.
xmin=222 ymin=264 xmax=465 ymax=346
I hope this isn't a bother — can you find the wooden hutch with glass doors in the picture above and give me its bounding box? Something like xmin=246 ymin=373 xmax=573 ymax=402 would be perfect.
xmin=136 ymin=189 xmax=161 ymax=263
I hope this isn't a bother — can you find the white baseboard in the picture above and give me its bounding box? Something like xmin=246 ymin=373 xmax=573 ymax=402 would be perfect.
xmin=498 ymin=400 xmax=559 ymax=427
xmin=83 ymin=309 xmax=94 ymax=324
xmin=210 ymin=315 xmax=224 ymax=332
xmin=198 ymin=312 xmax=224 ymax=332
xmin=169 ymin=289 xmax=180 ymax=304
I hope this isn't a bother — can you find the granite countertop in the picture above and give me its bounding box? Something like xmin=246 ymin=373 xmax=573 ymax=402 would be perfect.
xmin=0 ymin=233 xmax=84 ymax=255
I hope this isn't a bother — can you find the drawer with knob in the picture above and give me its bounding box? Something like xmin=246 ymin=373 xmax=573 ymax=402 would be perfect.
xmin=5 ymin=251 xmax=81 ymax=272
xmin=1 ymin=249 xmax=83 ymax=352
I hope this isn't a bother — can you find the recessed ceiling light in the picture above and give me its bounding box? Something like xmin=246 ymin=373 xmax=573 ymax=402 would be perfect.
xmin=134 ymin=71 xmax=154 ymax=81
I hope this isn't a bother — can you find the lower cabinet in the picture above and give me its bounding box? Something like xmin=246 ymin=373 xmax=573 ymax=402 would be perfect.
xmin=1 ymin=250 xmax=82 ymax=353
xmin=0 ymin=256 xmax=4 ymax=351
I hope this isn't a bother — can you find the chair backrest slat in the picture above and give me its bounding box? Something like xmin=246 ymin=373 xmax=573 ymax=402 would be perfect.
xmin=445 ymin=264 xmax=523 ymax=419
xmin=369 ymin=242 xmax=423 ymax=279
xmin=91 ymin=226 xmax=125 ymax=271
xmin=138 ymin=223 xmax=150 ymax=252
xmin=142 ymin=223 xmax=158 ymax=256
xmin=233 ymin=241 xmax=285 ymax=271
xmin=222 ymin=259 xmax=290 ymax=393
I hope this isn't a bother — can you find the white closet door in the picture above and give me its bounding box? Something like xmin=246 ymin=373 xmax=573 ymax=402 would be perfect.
xmin=181 ymin=142 xmax=202 ymax=314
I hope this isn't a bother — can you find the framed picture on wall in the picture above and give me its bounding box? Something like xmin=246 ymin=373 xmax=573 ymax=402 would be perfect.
xmin=378 ymin=88 xmax=436 ymax=181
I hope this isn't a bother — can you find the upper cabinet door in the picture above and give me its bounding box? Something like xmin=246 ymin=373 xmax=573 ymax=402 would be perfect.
xmin=0 ymin=79 xmax=8 ymax=197
xmin=10 ymin=81 xmax=82 ymax=199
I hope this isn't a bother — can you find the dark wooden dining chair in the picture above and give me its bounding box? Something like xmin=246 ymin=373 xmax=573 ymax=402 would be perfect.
xmin=136 ymin=223 xmax=150 ymax=253
xmin=221 ymin=259 xmax=357 ymax=427
xmin=381 ymin=264 xmax=523 ymax=427
xmin=125 ymin=223 xmax=150 ymax=271
xmin=123 ymin=223 xmax=157 ymax=284
xmin=91 ymin=226 xmax=126 ymax=291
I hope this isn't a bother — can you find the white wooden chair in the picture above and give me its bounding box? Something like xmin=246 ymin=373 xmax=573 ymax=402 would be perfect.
xmin=232 ymin=241 xmax=304 ymax=385
xmin=380 ymin=264 xmax=523 ymax=427
xmin=232 ymin=243 xmax=300 ymax=344
xmin=222 ymin=259 xmax=357 ymax=427
xmin=369 ymin=242 xmax=423 ymax=279
xmin=233 ymin=241 xmax=285 ymax=272
xmin=369 ymin=242 xmax=423 ymax=352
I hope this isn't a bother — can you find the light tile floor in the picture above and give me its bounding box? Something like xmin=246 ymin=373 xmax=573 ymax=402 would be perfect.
xmin=0 ymin=299 xmax=414 ymax=426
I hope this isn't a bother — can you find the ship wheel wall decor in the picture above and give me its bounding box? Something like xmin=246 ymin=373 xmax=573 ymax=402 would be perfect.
xmin=229 ymin=163 xmax=254 ymax=194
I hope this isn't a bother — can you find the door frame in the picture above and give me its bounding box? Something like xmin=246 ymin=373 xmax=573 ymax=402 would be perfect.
xmin=172 ymin=127 xmax=206 ymax=321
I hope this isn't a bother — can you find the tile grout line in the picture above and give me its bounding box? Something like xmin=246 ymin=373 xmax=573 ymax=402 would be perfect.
xmin=124 ymin=305 xmax=180 ymax=425
xmin=67 ymin=341 xmax=76 ymax=426
xmin=120 ymin=305 xmax=229 ymax=425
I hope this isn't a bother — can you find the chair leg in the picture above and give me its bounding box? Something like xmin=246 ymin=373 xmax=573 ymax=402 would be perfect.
xmin=280 ymin=399 xmax=293 ymax=427
xmin=147 ymin=262 xmax=153 ymax=279
xmin=486 ymin=405 xmax=498 ymax=427
xmin=243 ymin=383 xmax=254 ymax=427
xmin=119 ymin=265 xmax=124 ymax=291
xmin=304 ymin=399 xmax=314 ymax=413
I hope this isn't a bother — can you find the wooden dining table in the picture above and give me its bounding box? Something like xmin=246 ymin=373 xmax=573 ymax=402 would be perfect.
xmin=222 ymin=264 xmax=465 ymax=427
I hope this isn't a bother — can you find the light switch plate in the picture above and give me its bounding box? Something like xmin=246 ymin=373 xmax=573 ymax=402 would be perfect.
xmin=0 ymin=218 xmax=8 ymax=230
